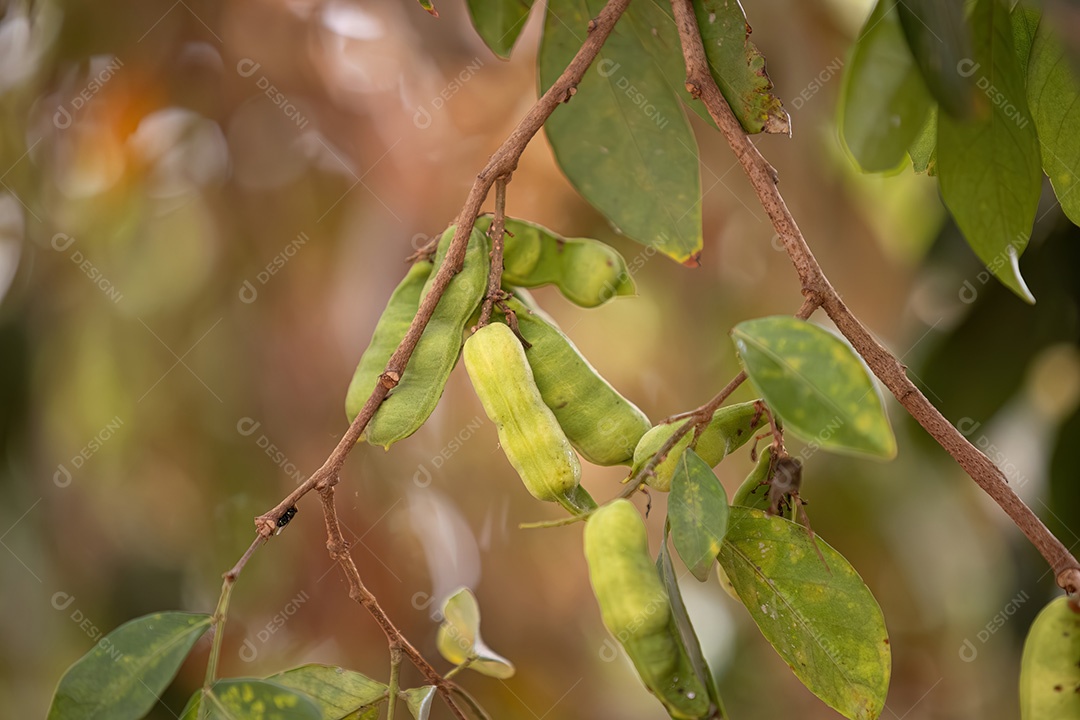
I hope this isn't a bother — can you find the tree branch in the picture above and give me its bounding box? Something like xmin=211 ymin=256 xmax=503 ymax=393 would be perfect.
xmin=478 ymin=176 xmax=510 ymax=328
xmin=318 ymin=483 xmax=469 ymax=720
xmin=213 ymin=0 xmax=636 ymax=706
xmin=253 ymin=0 xmax=633 ymax=537
xmin=669 ymin=0 xmax=1080 ymax=596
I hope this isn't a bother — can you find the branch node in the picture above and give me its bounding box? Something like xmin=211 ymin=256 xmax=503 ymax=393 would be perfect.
xmin=255 ymin=516 xmax=277 ymax=537
xmin=379 ymin=371 xmax=401 ymax=389
xmin=765 ymin=161 xmax=779 ymax=184
xmin=314 ymin=471 xmax=340 ymax=492
xmin=1058 ymin=568 xmax=1080 ymax=598
xmin=587 ymin=18 xmax=597 ymax=32
xmin=684 ymin=81 xmax=701 ymax=99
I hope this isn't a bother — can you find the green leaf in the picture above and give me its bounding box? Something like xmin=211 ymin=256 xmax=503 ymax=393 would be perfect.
xmin=540 ymin=0 xmax=703 ymax=265
xmin=585 ymin=0 xmax=789 ymax=136
xmin=938 ymin=0 xmax=1041 ymax=303
xmin=1028 ymin=21 xmax=1080 ymax=227
xmin=612 ymin=0 xmax=716 ymax=133
xmin=604 ymin=0 xmax=786 ymax=136
xmin=179 ymin=679 xmax=323 ymax=720
xmin=669 ymin=449 xmax=730 ymax=582
xmin=1012 ymin=5 xmax=1041 ymax=77
xmin=690 ymin=0 xmax=789 ymax=134
xmin=839 ymin=0 xmax=932 ymax=172
xmin=658 ymin=523 xmax=727 ymax=716
xmin=466 ymin=0 xmax=534 ymax=59
xmin=403 ymin=686 xmax=437 ymax=720
xmin=268 ymin=664 xmax=387 ymax=719
xmin=719 ymin=507 xmax=890 ymax=720
xmin=416 ymin=0 xmax=438 ymax=17
xmin=908 ymin=106 xmax=937 ymax=175
xmin=48 ymin=611 xmax=212 ymax=720
xmin=895 ymin=0 xmax=977 ymax=118
xmin=436 ymin=588 xmax=515 ymax=679
xmin=731 ymin=317 xmax=897 ymax=459
xmin=1020 ymin=596 xmax=1080 ymax=720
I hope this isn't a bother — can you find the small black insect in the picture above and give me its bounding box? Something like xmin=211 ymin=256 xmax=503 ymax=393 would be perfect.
xmin=275 ymin=506 xmax=298 ymax=534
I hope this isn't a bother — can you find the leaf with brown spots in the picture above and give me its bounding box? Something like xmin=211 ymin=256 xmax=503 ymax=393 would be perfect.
xmin=719 ymin=508 xmax=890 ymax=720
xmin=732 ymin=316 xmax=896 ymax=459
xmin=1020 ymin=596 xmax=1080 ymax=719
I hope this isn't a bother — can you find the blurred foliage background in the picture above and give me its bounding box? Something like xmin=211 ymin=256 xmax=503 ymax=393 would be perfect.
xmin=1 ymin=0 xmax=1078 ymax=717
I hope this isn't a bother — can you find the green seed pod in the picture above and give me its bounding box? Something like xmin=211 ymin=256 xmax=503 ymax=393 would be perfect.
xmin=474 ymin=215 xmax=543 ymax=281
xmin=585 ymin=500 xmax=710 ymax=718
xmin=463 ymin=322 xmax=593 ymax=513
xmin=475 ymin=215 xmax=634 ymax=307
xmin=504 ymin=292 xmax=650 ymax=466
xmin=631 ymin=401 xmax=767 ymax=492
xmin=345 ymin=260 xmax=433 ymax=423
xmin=556 ymin=239 xmax=635 ymax=308
xmin=732 ymin=445 xmax=774 ymax=511
xmin=365 ymin=226 xmax=489 ymax=449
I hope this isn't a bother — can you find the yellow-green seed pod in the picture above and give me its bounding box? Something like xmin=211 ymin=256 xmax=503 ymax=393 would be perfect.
xmin=585 ymin=500 xmax=670 ymax=639
xmin=474 ymin=215 xmax=543 ymax=281
xmin=631 ymin=401 xmax=767 ymax=492
xmin=558 ymin=239 xmax=634 ymax=308
xmin=365 ymin=225 xmax=489 ymax=449
xmin=505 ymin=292 xmax=650 ymax=466
xmin=585 ymin=500 xmax=710 ymax=718
xmin=345 ymin=260 xmax=433 ymax=424
xmin=732 ymin=446 xmax=773 ymax=511
xmin=463 ymin=322 xmax=589 ymax=512
xmin=476 ymin=215 xmax=634 ymax=307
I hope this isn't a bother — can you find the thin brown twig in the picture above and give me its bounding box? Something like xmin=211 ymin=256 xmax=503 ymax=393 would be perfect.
xmin=477 ymin=176 xmax=510 ymax=328
xmin=668 ymin=0 xmax=1080 ymax=597
xmin=224 ymin=535 xmax=267 ymax=582
xmin=214 ymin=0 xmax=636 ymax=704
xmin=253 ymin=0 xmax=633 ymax=538
xmin=318 ymin=483 xmax=469 ymax=720
xmin=620 ymin=372 xmax=747 ymax=499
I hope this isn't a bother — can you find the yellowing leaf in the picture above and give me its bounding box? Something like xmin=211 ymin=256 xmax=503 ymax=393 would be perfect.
xmin=732 ymin=317 xmax=896 ymax=459
xmin=719 ymin=508 xmax=890 ymax=720
xmin=669 ymin=449 xmax=730 ymax=582
xmin=1020 ymin=596 xmax=1080 ymax=720
xmin=436 ymin=588 xmax=515 ymax=679
xmin=48 ymin=612 xmax=212 ymax=720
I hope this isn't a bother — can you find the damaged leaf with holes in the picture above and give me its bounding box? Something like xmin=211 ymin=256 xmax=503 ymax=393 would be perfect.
xmin=690 ymin=0 xmax=789 ymax=134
